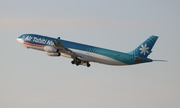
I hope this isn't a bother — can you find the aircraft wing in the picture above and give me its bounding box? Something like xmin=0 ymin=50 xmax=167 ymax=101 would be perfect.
xmin=53 ymin=37 xmax=80 ymax=59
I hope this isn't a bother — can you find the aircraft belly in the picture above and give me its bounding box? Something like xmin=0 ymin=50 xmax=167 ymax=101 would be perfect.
xmin=70 ymin=49 xmax=126 ymax=65
xmin=89 ymin=53 xmax=126 ymax=65
xmin=70 ymin=49 xmax=94 ymax=61
xmin=23 ymin=44 xmax=126 ymax=65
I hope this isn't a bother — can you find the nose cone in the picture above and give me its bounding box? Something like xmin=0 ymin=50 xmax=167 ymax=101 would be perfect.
xmin=17 ymin=37 xmax=24 ymax=44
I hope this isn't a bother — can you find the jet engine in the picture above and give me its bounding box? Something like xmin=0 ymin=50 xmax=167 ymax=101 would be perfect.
xmin=46 ymin=52 xmax=61 ymax=56
xmin=44 ymin=46 xmax=59 ymax=53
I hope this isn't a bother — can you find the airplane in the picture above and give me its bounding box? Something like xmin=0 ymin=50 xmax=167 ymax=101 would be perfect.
xmin=17 ymin=34 xmax=159 ymax=67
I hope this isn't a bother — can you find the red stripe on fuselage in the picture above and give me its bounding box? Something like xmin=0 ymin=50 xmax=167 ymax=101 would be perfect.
xmin=24 ymin=41 xmax=45 ymax=47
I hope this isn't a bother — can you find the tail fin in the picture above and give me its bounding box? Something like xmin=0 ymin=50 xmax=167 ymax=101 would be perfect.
xmin=129 ymin=35 xmax=158 ymax=58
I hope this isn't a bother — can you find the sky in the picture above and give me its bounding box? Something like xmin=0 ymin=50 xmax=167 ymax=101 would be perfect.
xmin=0 ymin=0 xmax=180 ymax=108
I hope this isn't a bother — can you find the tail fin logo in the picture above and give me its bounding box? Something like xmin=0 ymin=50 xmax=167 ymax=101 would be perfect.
xmin=139 ymin=44 xmax=149 ymax=55
xmin=128 ymin=35 xmax=158 ymax=58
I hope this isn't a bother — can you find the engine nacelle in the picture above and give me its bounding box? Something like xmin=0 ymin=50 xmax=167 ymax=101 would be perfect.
xmin=44 ymin=46 xmax=59 ymax=53
xmin=46 ymin=52 xmax=61 ymax=56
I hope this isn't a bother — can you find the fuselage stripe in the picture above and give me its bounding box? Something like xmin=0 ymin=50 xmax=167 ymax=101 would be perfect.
xmin=24 ymin=41 xmax=45 ymax=47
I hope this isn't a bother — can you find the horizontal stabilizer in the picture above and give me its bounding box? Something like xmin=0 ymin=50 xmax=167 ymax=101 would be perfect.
xmin=153 ymin=60 xmax=168 ymax=62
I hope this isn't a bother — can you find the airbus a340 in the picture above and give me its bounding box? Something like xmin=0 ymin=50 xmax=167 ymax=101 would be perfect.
xmin=17 ymin=34 xmax=159 ymax=67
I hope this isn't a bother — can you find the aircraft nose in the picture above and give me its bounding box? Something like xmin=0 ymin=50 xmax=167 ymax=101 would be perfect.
xmin=17 ymin=37 xmax=24 ymax=44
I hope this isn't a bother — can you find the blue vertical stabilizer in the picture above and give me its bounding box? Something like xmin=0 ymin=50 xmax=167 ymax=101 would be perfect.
xmin=129 ymin=36 xmax=158 ymax=58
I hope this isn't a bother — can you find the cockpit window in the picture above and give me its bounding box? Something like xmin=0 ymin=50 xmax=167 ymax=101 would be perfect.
xmin=18 ymin=35 xmax=27 ymax=40
xmin=22 ymin=35 xmax=26 ymax=39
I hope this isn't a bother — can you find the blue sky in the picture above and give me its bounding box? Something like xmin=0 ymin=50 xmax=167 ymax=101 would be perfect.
xmin=0 ymin=0 xmax=180 ymax=108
